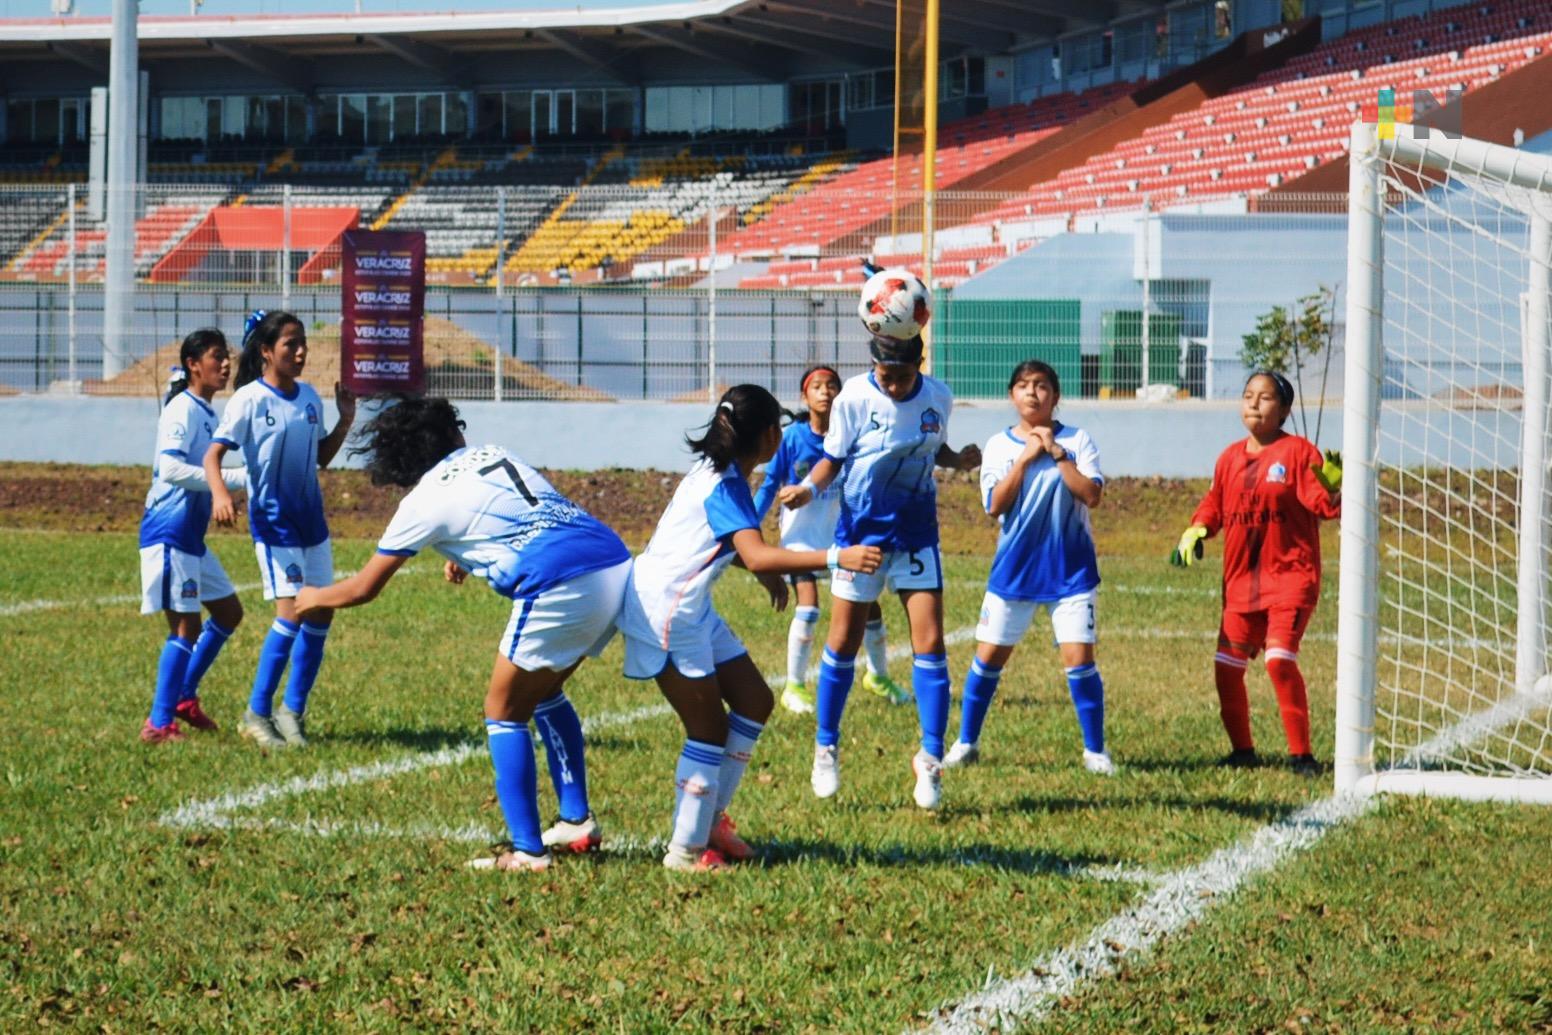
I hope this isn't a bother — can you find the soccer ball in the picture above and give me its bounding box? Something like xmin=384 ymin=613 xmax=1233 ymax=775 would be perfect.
xmin=858 ymin=268 xmax=931 ymax=340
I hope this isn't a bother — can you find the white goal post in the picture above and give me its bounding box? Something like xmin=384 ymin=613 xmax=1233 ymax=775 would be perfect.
xmin=1336 ymin=120 xmax=1552 ymax=804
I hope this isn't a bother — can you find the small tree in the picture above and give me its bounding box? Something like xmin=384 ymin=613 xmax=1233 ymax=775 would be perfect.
xmin=1240 ymin=285 xmax=1338 ymax=445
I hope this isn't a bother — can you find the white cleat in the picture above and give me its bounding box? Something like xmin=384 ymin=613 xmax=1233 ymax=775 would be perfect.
xmin=541 ymin=815 xmax=602 ymax=854
xmin=811 ymin=744 xmax=840 ymax=799
xmin=943 ymin=740 xmax=980 ymax=768
xmin=912 ymin=750 xmax=943 ymax=810
xmin=466 ymin=848 xmax=552 ymax=872
xmin=1083 ymin=749 xmax=1116 ymax=776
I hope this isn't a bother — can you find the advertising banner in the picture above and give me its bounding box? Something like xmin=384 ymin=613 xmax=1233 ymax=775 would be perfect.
xmin=341 ymin=229 xmax=425 ymax=395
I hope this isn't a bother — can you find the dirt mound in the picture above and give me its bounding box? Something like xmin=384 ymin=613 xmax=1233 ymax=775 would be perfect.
xmin=1436 ymin=383 xmax=1523 ymax=410
xmin=86 ymin=316 xmax=613 ymax=402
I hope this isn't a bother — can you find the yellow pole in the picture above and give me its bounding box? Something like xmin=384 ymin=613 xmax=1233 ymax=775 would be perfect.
xmin=921 ymin=0 xmax=939 ymax=373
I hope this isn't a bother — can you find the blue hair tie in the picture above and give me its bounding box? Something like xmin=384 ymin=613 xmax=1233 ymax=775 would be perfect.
xmin=243 ymin=309 xmax=267 ymax=344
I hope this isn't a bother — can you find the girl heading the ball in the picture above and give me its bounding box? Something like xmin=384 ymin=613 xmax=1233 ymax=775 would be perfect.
xmin=618 ymin=385 xmax=881 ymax=872
xmin=1170 ymin=370 xmax=1341 ymax=775
xmin=946 ymin=360 xmax=1113 ymax=775
xmin=779 ymin=332 xmax=981 ymax=811
xmin=205 ymin=310 xmax=355 ymax=750
xmin=137 ymin=329 xmax=248 ymax=743
xmin=751 ymin=364 xmax=906 ymax=716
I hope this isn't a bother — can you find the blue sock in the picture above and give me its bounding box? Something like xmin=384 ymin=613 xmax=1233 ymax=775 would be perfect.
xmin=1066 ymin=663 xmax=1106 ymax=753
xmin=814 ymin=647 xmax=856 ymax=748
xmin=149 ymin=636 xmax=195 ymax=728
xmin=180 ymin=618 xmax=234 ymax=703
xmin=485 ymin=719 xmax=543 ymax=855
xmin=533 ymin=691 xmax=590 ymax=823
xmin=913 ymin=652 xmax=951 ymax=758
xmin=248 ymin=618 xmax=298 ymax=717
xmin=958 ymin=658 xmax=1003 ymax=746
xmin=282 ymin=621 xmax=330 ymax=715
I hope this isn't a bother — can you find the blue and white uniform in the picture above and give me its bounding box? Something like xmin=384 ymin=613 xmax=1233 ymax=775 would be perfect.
xmin=376 ymin=445 xmax=632 ymax=671
xmin=212 ymin=378 xmax=332 ymax=600
xmin=976 ymin=422 xmax=1104 ymax=645
xmin=619 ymin=459 xmax=761 ymax=679
xmin=753 ymin=421 xmax=839 ymax=558
xmin=822 ymin=370 xmax=954 ymax=602
xmin=138 ymin=390 xmax=246 ymax=614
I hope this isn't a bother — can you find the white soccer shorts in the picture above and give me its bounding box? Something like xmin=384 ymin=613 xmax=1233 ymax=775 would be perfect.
xmin=139 ymin=544 xmax=236 ymax=615
xmin=499 ymin=559 xmax=631 ymax=673
xmin=255 ymin=539 xmax=335 ymax=601
xmin=976 ymin=589 xmax=1098 ymax=647
xmin=830 ymin=546 xmax=943 ymax=603
xmin=622 ymin=609 xmax=748 ymax=681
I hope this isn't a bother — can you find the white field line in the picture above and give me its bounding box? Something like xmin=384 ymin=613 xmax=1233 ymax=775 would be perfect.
xmin=923 ymin=684 xmax=1536 ymax=1033
xmin=0 ymin=566 xmax=424 ymax=618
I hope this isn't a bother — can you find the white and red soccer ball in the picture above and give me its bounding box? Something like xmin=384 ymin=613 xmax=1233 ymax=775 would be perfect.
xmin=858 ymin=268 xmax=931 ymax=340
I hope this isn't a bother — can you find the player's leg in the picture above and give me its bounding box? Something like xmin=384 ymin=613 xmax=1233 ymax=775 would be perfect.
xmin=861 ymin=600 xmax=908 ymax=704
xmin=478 ymin=656 xmax=572 ymax=873
xmin=1264 ymin=606 xmax=1318 ymax=774
xmin=276 ymin=540 xmax=336 ymax=744
xmin=177 ymin=552 xmax=243 ymax=730
xmin=949 ymin=590 xmax=1032 ymax=766
xmin=1054 ymin=592 xmax=1111 ymax=775
xmin=900 ymin=584 xmax=950 ymax=809
xmin=242 ymin=544 xmax=300 ymax=748
xmin=709 ymin=647 xmax=774 ymax=862
xmin=782 ymin=574 xmax=821 ymax=714
xmin=813 ymin=573 xmax=875 ymax=799
xmin=655 ymin=662 xmax=731 ymax=872
xmin=140 ymin=545 xmax=198 ymax=744
xmin=1214 ymin=611 xmax=1265 ymax=766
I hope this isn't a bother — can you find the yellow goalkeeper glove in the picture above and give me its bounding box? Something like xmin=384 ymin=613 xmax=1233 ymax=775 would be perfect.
xmin=1169 ymin=525 xmax=1208 ymax=568
xmin=1311 ymin=449 xmax=1343 ymax=493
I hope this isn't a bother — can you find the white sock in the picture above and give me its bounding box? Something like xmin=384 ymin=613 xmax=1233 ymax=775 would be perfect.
xmin=714 ymin=712 xmax=765 ymax=815
xmin=863 ymin=619 xmax=889 ymax=677
xmin=787 ymin=606 xmax=820 ymax=685
xmin=671 ymin=739 xmax=724 ymax=852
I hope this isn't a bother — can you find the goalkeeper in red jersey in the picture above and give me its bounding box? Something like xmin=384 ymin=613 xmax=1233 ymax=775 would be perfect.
xmin=1170 ymin=371 xmax=1342 ymax=775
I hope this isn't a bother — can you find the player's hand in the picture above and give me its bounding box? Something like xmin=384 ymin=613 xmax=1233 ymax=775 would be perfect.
xmin=1311 ymin=449 xmax=1343 ymax=494
xmin=210 ymin=487 xmax=236 ymax=526
xmin=840 ymin=545 xmax=883 ymax=573
xmin=778 ymin=484 xmax=812 ymax=509
xmin=757 ymin=571 xmax=789 ymax=612
xmin=294 ymin=587 xmax=322 ymax=618
xmin=1169 ymin=525 xmax=1208 ymax=567
xmin=334 ymin=382 xmax=357 ymax=426
xmin=444 ymin=560 xmax=468 ymax=585
xmin=1027 ymin=426 xmax=1057 ymax=459
xmin=954 ymin=444 xmax=982 ymax=471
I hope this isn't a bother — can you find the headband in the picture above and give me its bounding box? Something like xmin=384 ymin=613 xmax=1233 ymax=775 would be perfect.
xmin=800 ymin=366 xmax=840 ymax=395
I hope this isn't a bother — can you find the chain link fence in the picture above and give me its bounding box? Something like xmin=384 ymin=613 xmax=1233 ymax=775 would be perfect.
xmin=0 ymin=182 xmax=1350 ymax=403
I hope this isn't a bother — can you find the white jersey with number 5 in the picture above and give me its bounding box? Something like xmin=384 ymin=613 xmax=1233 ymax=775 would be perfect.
xmin=376 ymin=445 xmax=630 ymax=599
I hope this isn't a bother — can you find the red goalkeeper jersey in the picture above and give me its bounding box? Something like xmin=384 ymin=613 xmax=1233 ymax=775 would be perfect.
xmin=1191 ymin=433 xmax=1340 ymax=613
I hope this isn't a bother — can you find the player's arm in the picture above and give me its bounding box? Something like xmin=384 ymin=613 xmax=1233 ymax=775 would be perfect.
xmin=317 ymin=382 xmax=358 ymax=469
xmin=295 ymin=551 xmax=408 ymax=616
xmin=730 ymin=528 xmax=881 ymax=577
xmin=777 ymin=456 xmax=839 ymax=509
xmin=986 ymin=436 xmax=1041 ymax=517
xmin=1171 ymin=456 xmax=1226 ymax=567
xmin=1297 ymin=446 xmax=1342 ymax=519
xmin=751 ymin=437 xmax=788 ymax=519
xmin=204 ymin=441 xmax=238 ymax=526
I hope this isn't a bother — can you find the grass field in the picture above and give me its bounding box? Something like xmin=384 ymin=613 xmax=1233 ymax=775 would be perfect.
xmin=3 ymin=465 xmax=1551 ymax=1032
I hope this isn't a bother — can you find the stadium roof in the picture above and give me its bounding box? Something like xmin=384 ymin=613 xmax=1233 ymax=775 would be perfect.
xmin=0 ymin=1 xmax=1171 ymax=83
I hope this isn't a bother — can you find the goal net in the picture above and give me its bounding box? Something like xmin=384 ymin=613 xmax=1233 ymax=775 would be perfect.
xmin=1336 ymin=122 xmax=1552 ymax=803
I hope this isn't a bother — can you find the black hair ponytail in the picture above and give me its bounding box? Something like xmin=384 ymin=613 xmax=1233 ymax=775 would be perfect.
xmin=686 ymin=384 xmax=785 ymax=471
xmin=165 ymin=327 xmax=228 ymax=404
xmin=235 ymin=309 xmax=302 ymax=389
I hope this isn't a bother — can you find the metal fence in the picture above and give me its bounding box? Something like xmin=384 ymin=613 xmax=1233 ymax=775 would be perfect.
xmin=0 ymin=182 xmax=1353 ymax=402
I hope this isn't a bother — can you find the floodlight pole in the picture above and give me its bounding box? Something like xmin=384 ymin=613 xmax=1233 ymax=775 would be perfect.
xmin=102 ymin=0 xmax=138 ymax=381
